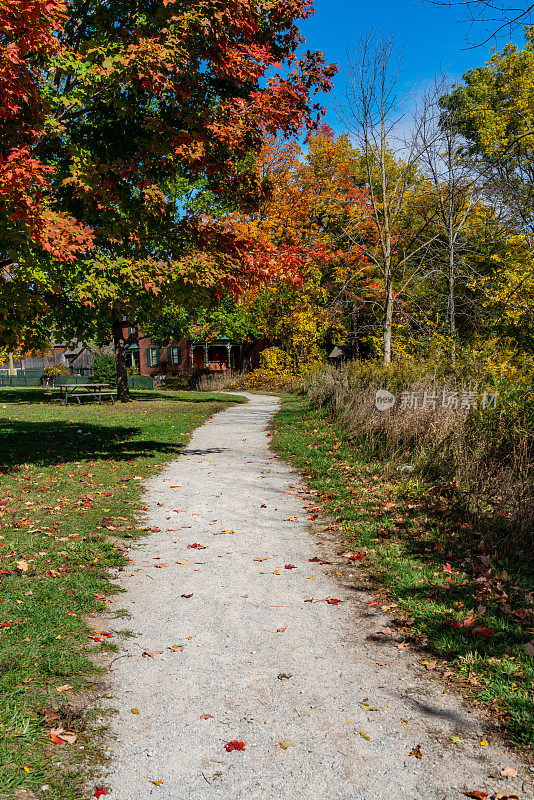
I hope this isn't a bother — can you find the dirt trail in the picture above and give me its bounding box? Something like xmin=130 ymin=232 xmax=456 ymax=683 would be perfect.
xmin=101 ymin=393 xmax=530 ymax=800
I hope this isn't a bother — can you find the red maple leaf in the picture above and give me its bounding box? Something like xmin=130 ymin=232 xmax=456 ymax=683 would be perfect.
xmin=284 ymin=564 xmax=296 ymax=569
xmin=225 ymin=740 xmax=245 ymax=751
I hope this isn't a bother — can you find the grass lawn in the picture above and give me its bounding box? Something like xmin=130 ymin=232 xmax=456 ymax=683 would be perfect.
xmin=0 ymin=388 xmax=245 ymax=798
xmin=273 ymin=394 xmax=534 ymax=750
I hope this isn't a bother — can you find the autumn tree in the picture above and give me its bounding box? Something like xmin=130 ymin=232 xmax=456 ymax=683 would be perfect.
xmin=0 ymin=0 xmax=93 ymax=350
xmin=2 ymin=0 xmax=336 ymax=398
xmin=339 ymin=31 xmax=445 ymax=364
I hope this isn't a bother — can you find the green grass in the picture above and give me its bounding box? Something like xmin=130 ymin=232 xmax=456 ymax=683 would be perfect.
xmin=0 ymin=388 xmax=245 ymax=798
xmin=273 ymin=394 xmax=534 ymax=749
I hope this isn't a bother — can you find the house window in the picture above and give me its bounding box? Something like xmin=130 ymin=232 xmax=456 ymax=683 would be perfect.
xmin=147 ymin=347 xmax=160 ymax=367
xmin=168 ymin=346 xmax=181 ymax=366
xmin=127 ymin=326 xmax=136 ymax=339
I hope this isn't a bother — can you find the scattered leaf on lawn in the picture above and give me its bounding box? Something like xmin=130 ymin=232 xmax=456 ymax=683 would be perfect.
xmin=16 ymin=560 xmax=29 ymax=572
xmin=409 ymin=745 xmax=422 ymax=758
xmin=225 ymin=740 xmax=245 ymax=751
xmin=55 ymin=684 xmax=73 ymax=692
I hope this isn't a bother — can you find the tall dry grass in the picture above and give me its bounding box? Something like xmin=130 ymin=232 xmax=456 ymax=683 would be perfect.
xmin=304 ymin=363 xmax=534 ymax=554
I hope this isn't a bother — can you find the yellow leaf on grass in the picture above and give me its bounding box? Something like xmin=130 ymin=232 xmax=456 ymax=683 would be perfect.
xmin=23 ymin=766 xmax=30 ymax=773
xmin=55 ymin=685 xmax=73 ymax=692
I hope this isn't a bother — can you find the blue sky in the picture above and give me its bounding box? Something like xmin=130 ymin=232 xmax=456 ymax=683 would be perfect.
xmin=298 ymin=0 xmax=525 ymax=131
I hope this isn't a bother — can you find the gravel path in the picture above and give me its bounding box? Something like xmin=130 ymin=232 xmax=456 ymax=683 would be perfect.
xmin=102 ymin=393 xmax=530 ymax=800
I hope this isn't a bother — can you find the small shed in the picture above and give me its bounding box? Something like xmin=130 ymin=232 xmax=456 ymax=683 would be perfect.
xmin=328 ymin=345 xmax=353 ymax=366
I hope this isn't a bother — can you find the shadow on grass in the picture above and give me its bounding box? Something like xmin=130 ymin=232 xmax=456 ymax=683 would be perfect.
xmin=0 ymin=388 xmax=246 ymax=405
xmin=0 ymin=419 xmax=179 ymax=470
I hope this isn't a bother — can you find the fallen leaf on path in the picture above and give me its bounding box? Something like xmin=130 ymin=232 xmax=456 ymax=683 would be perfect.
xmin=492 ymin=793 xmax=520 ymax=800
xmin=276 ymin=627 xmax=286 ymax=632
xmin=253 ymin=557 xmax=268 ymax=561
xmin=304 ymin=598 xmax=314 ymax=602
xmin=215 ymin=529 xmax=235 ymax=535
xmin=277 ymin=672 xmax=292 ymax=680
xmin=359 ymin=732 xmax=371 ymax=741
xmin=131 ymin=708 xmax=140 ymax=714
xmin=200 ymin=714 xmax=214 ymax=720
xmin=272 ymin=570 xmax=280 ymax=575
xmin=409 ymin=745 xmax=422 ymax=758
xmin=149 ymin=781 xmax=163 ymax=785
xmin=284 ymin=564 xmax=296 ymax=569
xmin=188 ymin=543 xmax=207 ymax=549
xmin=167 ymin=644 xmax=184 ymax=651
xmin=378 ymin=627 xmax=396 ymax=636
xmin=422 ymin=660 xmax=438 ymax=671
xmin=94 ymin=789 xmax=108 ymax=799
xmin=279 ymin=740 xmax=296 ymax=749
xmin=225 ymin=740 xmax=245 ymax=751
xmin=142 ymin=649 xmax=163 ymax=658
xmin=450 ymin=735 xmax=463 ymax=743
xmin=480 ymin=738 xmax=489 ymax=746
xmin=464 ymin=792 xmax=489 ymax=799
xmin=325 ymin=597 xmax=343 ymax=605
xmin=95 ymin=631 xmax=114 ymax=637
xmin=154 ymin=564 xmax=169 ymax=568
xmin=285 ymin=517 xmax=299 ymax=522
xmin=499 ymin=768 xmax=518 ymax=779
xmin=181 ymin=593 xmax=193 ymax=598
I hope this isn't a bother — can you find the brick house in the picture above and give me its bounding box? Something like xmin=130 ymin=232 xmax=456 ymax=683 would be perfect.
xmin=122 ymin=325 xmax=257 ymax=378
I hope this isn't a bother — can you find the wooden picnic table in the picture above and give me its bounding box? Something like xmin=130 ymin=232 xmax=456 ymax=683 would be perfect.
xmin=56 ymin=383 xmax=116 ymax=406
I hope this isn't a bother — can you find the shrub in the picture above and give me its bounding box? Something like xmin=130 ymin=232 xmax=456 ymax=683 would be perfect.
xmin=92 ymin=353 xmax=117 ymax=387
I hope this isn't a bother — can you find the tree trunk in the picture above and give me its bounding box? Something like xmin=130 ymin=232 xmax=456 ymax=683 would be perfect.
xmin=383 ymin=273 xmax=394 ymax=365
xmin=112 ymin=317 xmax=130 ymax=402
xmin=448 ymin=244 xmax=456 ymax=363
xmin=8 ymin=353 xmax=15 ymax=376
